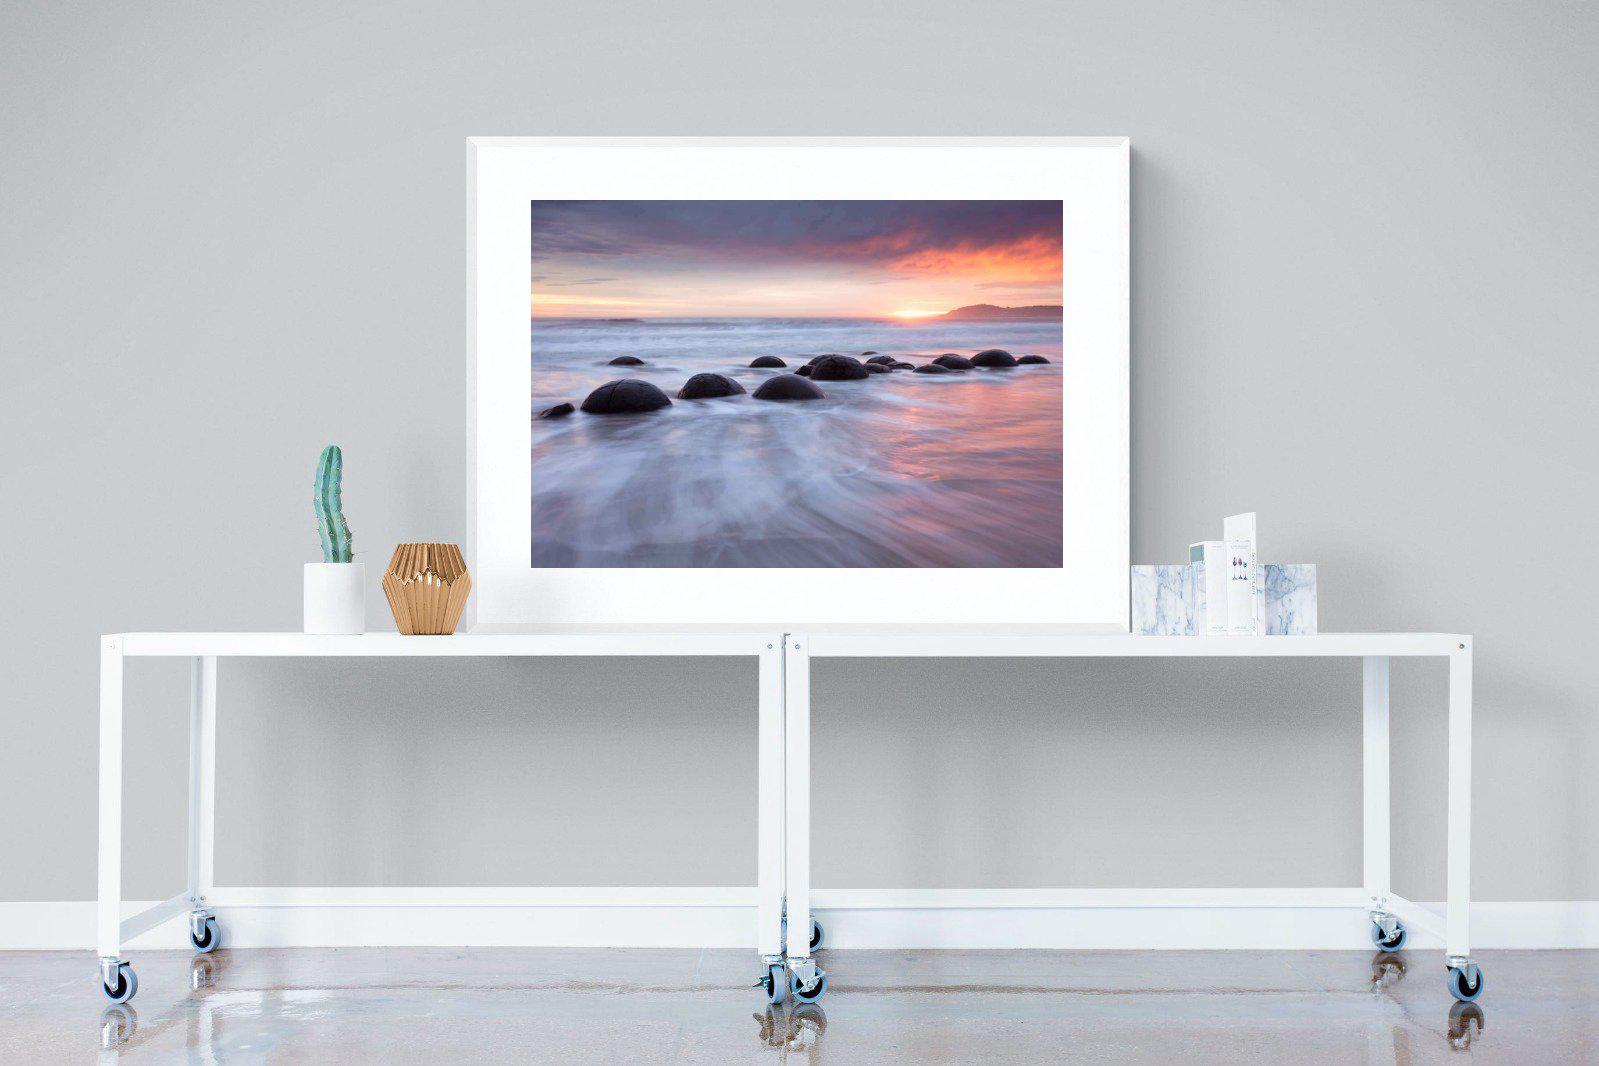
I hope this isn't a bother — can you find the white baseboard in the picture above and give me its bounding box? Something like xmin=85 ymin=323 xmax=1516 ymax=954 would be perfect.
xmin=5 ymin=889 xmax=1597 ymax=951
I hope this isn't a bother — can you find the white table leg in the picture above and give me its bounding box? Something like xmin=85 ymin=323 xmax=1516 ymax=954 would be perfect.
xmin=1362 ymin=656 xmax=1391 ymax=910
xmin=97 ymin=637 xmax=124 ymax=962
xmin=756 ymin=638 xmax=784 ymax=961
xmin=1446 ymin=642 xmax=1473 ymax=960
xmin=783 ymin=636 xmax=816 ymax=985
xmin=186 ymin=656 xmax=217 ymax=913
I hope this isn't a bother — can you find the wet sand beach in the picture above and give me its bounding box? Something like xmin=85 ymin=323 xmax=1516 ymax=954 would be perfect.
xmin=531 ymin=317 xmax=1063 ymax=568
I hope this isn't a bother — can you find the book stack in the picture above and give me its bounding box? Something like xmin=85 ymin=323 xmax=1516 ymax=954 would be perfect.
xmin=1131 ymin=513 xmax=1317 ymax=636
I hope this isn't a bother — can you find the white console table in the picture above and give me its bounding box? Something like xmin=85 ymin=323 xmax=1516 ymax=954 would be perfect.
xmin=96 ymin=629 xmax=1481 ymax=1006
xmin=779 ymin=630 xmax=1481 ymax=1004
xmin=94 ymin=630 xmax=790 ymax=1005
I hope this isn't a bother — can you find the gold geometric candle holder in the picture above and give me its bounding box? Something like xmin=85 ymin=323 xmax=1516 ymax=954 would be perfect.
xmin=381 ymin=542 xmax=472 ymax=635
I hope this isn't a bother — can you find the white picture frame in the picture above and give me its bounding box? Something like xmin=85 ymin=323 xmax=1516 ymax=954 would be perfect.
xmin=468 ymin=136 xmax=1129 ymax=629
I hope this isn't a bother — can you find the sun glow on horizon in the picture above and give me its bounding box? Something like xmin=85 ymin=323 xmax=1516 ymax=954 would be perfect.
xmin=532 ymin=201 xmax=1060 ymax=319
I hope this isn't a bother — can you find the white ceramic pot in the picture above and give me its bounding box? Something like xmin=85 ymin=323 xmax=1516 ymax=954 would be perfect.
xmin=303 ymin=561 xmax=366 ymax=634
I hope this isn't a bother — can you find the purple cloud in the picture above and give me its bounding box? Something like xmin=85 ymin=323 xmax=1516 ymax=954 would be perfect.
xmin=531 ymin=201 xmax=1061 ymax=271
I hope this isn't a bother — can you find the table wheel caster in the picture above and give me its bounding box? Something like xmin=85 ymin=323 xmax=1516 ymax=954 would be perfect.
xmin=1447 ymin=959 xmax=1484 ymax=1002
xmin=1370 ymin=916 xmax=1405 ymax=952
xmin=190 ymin=912 xmax=220 ymax=953
xmin=101 ymin=960 xmax=137 ymax=1004
xmin=810 ymin=917 xmax=825 ymax=952
xmin=789 ymin=967 xmax=827 ymax=1002
xmin=758 ymin=963 xmax=787 ymax=1004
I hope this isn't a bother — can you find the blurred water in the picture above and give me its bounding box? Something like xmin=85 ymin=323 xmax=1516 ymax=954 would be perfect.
xmin=531 ymin=317 xmax=1063 ymax=568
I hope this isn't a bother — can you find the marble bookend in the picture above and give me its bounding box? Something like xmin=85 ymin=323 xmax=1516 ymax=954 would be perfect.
xmin=1130 ymin=565 xmax=1197 ymax=635
xmin=1264 ymin=563 xmax=1317 ymax=635
xmin=1131 ymin=564 xmax=1316 ymax=635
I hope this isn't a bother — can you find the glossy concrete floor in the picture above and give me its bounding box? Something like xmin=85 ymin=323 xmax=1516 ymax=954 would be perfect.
xmin=3 ymin=947 xmax=1596 ymax=1063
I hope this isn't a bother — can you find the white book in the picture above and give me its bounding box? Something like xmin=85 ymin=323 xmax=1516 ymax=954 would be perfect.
xmin=1189 ymin=541 xmax=1228 ymax=636
xmin=1223 ymin=513 xmax=1260 ymax=635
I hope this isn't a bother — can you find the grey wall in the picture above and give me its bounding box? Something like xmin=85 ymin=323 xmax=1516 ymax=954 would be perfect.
xmin=3 ymin=2 xmax=1596 ymax=904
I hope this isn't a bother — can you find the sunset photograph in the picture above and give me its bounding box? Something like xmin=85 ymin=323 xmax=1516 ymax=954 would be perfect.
xmin=529 ymin=199 xmax=1064 ymax=569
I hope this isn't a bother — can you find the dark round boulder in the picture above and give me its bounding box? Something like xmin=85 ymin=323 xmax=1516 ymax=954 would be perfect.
xmin=972 ymin=348 xmax=1018 ymax=367
xmin=795 ymin=364 xmax=814 ymax=377
xmin=580 ymin=378 xmax=673 ymax=414
xmin=864 ymin=363 xmax=892 ymax=374
xmin=890 ymin=360 xmax=915 ymax=370
xmin=1017 ymin=354 xmax=1051 ymax=365
xmin=933 ymin=354 xmax=975 ymax=370
xmin=537 ymin=402 xmax=575 ymax=419
xmin=749 ymin=356 xmax=787 ymax=368
xmin=677 ymin=372 xmax=746 ymax=399
xmin=912 ymin=363 xmax=953 ymax=374
xmin=805 ymin=353 xmax=843 ymax=366
xmin=607 ymin=355 xmax=646 ymax=366
xmin=810 ymin=355 xmax=869 ymax=381
xmin=752 ymin=374 xmax=826 ymax=401
xmin=865 ymin=354 xmax=897 ymax=366
xmin=862 ymin=350 xmax=878 ymax=355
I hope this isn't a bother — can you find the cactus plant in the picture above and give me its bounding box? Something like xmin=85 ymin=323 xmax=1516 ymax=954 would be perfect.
xmin=313 ymin=445 xmax=353 ymax=562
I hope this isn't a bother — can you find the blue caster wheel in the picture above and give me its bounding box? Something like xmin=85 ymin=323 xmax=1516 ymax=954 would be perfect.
xmin=759 ymin=963 xmax=787 ymax=1005
xmin=789 ymin=968 xmax=827 ymax=1002
xmin=1447 ymin=962 xmax=1484 ymax=1002
xmin=1370 ymin=918 xmax=1405 ymax=952
xmin=191 ymin=915 xmax=220 ymax=953
xmin=810 ymin=918 xmax=824 ymax=952
xmin=102 ymin=962 xmax=137 ymax=1004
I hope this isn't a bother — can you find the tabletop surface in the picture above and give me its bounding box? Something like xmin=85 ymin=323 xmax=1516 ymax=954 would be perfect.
xmin=105 ymin=629 xmax=1469 ymax=657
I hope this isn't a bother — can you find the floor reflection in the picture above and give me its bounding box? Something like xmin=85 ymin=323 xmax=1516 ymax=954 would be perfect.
xmin=754 ymin=1003 xmax=828 ymax=1058
xmin=1448 ymin=1001 xmax=1486 ymax=1052
xmin=98 ymin=954 xmax=232 ymax=1058
xmin=1370 ymin=950 xmax=1407 ymax=991
xmin=63 ymin=947 xmax=1543 ymax=1063
xmin=98 ymin=1004 xmax=136 ymax=1053
xmin=1366 ymin=949 xmax=1491 ymax=1056
xmin=189 ymin=951 xmax=227 ymax=991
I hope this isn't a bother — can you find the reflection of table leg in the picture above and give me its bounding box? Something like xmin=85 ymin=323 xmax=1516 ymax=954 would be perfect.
xmin=757 ymin=639 xmax=784 ymax=962
xmin=783 ymin=636 xmax=817 ymax=985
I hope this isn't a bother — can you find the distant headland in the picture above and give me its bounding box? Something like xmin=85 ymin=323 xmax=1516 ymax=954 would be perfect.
xmin=938 ymin=304 xmax=1063 ymax=321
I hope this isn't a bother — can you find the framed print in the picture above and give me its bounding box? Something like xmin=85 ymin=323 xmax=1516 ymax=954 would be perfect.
xmin=468 ymin=136 xmax=1129 ymax=628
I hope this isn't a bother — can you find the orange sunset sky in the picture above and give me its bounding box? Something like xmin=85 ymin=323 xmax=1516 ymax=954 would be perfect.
xmin=531 ymin=200 xmax=1062 ymax=319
